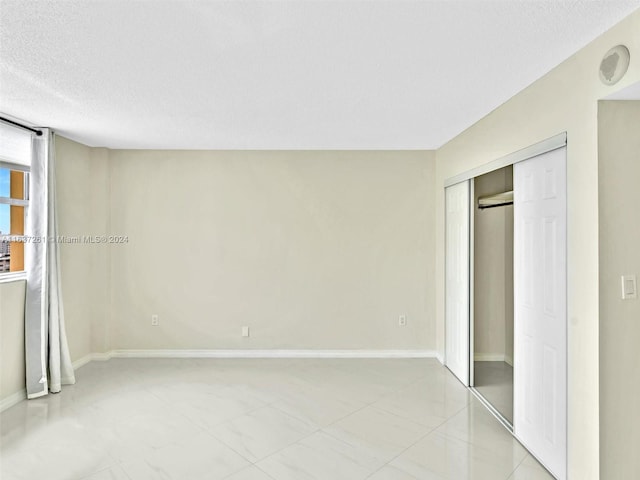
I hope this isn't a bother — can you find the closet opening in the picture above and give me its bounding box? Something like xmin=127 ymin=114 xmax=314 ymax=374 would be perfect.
xmin=471 ymin=165 xmax=514 ymax=426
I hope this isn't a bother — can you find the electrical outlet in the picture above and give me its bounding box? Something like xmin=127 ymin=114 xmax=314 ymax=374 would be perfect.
xmin=399 ymin=315 xmax=407 ymax=326
xmin=621 ymin=274 xmax=637 ymax=300
xmin=242 ymin=326 xmax=250 ymax=337
xmin=151 ymin=314 xmax=159 ymax=326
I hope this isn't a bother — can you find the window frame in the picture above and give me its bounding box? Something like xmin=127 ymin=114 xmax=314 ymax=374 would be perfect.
xmin=0 ymin=160 xmax=30 ymax=280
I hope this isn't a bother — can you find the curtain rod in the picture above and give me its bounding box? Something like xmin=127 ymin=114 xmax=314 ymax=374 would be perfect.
xmin=0 ymin=116 xmax=43 ymax=136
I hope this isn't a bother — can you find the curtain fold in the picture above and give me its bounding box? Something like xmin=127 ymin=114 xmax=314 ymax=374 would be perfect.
xmin=25 ymin=131 xmax=75 ymax=398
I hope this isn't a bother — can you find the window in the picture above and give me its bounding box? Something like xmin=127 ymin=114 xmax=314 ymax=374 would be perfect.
xmin=0 ymin=168 xmax=28 ymax=273
xmin=0 ymin=121 xmax=32 ymax=277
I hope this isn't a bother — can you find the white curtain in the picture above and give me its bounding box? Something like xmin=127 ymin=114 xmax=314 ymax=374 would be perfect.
xmin=25 ymin=131 xmax=75 ymax=398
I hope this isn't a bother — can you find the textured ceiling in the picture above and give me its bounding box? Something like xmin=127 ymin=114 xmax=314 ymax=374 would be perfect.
xmin=1 ymin=1 xmax=639 ymax=150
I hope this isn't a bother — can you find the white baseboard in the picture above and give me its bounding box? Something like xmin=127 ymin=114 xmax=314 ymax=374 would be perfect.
xmin=474 ymin=353 xmax=506 ymax=362
xmin=110 ymin=349 xmax=438 ymax=359
xmin=72 ymin=354 xmax=92 ymax=370
xmin=504 ymin=354 xmax=513 ymax=367
xmin=72 ymin=351 xmax=114 ymax=370
xmin=91 ymin=352 xmax=114 ymax=362
xmin=0 ymin=389 xmax=26 ymax=413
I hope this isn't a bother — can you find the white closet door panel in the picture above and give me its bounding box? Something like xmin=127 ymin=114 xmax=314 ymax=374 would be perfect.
xmin=514 ymin=147 xmax=567 ymax=480
xmin=445 ymin=180 xmax=470 ymax=386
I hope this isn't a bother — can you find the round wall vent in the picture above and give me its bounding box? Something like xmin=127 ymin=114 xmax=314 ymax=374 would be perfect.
xmin=599 ymin=45 xmax=630 ymax=86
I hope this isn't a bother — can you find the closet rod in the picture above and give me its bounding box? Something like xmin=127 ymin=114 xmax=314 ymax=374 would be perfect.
xmin=0 ymin=116 xmax=43 ymax=136
xmin=478 ymin=201 xmax=513 ymax=210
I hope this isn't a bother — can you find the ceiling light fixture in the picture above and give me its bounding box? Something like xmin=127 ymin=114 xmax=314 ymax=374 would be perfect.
xmin=599 ymin=45 xmax=631 ymax=86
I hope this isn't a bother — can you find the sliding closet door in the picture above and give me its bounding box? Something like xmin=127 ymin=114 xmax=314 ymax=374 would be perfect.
xmin=514 ymin=147 xmax=567 ymax=480
xmin=445 ymin=180 xmax=470 ymax=386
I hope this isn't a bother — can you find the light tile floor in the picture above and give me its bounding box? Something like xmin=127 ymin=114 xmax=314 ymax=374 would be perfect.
xmin=0 ymin=359 xmax=554 ymax=480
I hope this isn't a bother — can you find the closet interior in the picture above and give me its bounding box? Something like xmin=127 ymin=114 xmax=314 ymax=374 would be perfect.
xmin=473 ymin=165 xmax=514 ymax=425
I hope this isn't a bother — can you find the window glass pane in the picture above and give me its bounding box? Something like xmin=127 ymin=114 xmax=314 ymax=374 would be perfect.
xmin=0 ymin=168 xmax=26 ymax=273
xmin=0 ymin=168 xmax=9 ymax=197
xmin=0 ymin=203 xmax=8 ymax=235
xmin=0 ymin=238 xmax=9 ymax=273
xmin=0 ymin=202 xmax=9 ymax=272
xmin=10 ymin=170 xmax=24 ymax=200
xmin=9 ymin=205 xmax=24 ymax=271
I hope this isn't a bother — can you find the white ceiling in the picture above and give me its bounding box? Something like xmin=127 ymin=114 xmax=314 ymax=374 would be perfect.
xmin=1 ymin=1 xmax=639 ymax=150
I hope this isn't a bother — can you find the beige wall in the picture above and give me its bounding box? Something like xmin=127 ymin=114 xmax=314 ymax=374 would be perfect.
xmin=435 ymin=10 xmax=640 ymax=479
xmin=0 ymin=280 xmax=26 ymax=401
xmin=108 ymin=150 xmax=435 ymax=351
xmin=56 ymin=137 xmax=111 ymax=359
xmin=473 ymin=166 xmax=513 ymax=362
xmin=598 ymin=100 xmax=640 ymax=479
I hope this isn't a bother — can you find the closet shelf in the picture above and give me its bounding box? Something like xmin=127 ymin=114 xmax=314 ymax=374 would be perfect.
xmin=478 ymin=190 xmax=513 ymax=209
